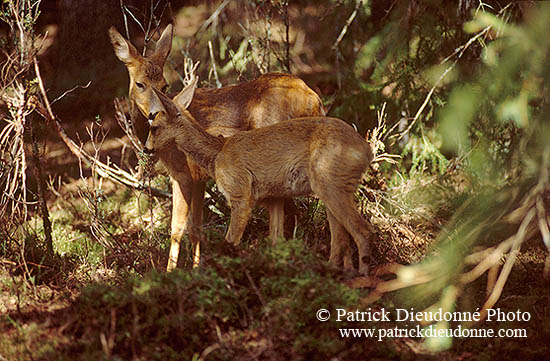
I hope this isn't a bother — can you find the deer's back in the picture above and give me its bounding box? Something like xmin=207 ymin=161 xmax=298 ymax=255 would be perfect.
xmin=189 ymin=73 xmax=324 ymax=137
xmin=215 ymin=117 xmax=372 ymax=201
xmin=159 ymin=73 xmax=324 ymax=181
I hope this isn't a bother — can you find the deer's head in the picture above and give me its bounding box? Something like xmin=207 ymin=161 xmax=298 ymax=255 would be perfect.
xmin=109 ymin=25 xmax=172 ymax=121
xmin=143 ymin=76 xmax=199 ymax=154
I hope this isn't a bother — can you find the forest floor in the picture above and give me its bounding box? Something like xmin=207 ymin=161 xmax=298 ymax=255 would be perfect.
xmin=1 ymin=115 xmax=549 ymax=360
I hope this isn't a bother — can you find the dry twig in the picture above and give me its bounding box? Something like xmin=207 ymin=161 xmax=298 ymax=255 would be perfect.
xmin=31 ymin=59 xmax=170 ymax=198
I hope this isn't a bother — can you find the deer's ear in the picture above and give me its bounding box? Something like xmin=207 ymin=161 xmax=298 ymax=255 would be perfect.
xmin=153 ymin=88 xmax=180 ymax=120
xmin=109 ymin=26 xmax=140 ymax=65
xmin=173 ymin=76 xmax=198 ymax=110
xmin=151 ymin=24 xmax=173 ymax=66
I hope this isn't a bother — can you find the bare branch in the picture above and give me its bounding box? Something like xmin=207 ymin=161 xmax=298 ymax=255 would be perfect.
xmin=51 ymin=81 xmax=92 ymax=104
xmin=32 ymin=58 xmax=170 ymax=199
xmin=208 ymin=40 xmax=221 ymax=88
xmin=332 ymin=0 xmax=362 ymax=52
xmin=196 ymin=0 xmax=231 ymax=35
xmin=113 ymin=98 xmax=143 ymax=152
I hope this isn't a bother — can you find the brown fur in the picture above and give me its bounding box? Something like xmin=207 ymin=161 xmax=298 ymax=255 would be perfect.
xmin=148 ymin=87 xmax=374 ymax=274
xmin=109 ymin=26 xmax=325 ymax=271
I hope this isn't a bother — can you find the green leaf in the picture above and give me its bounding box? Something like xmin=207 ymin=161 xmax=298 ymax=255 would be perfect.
xmin=497 ymin=92 xmax=529 ymax=127
xmin=439 ymin=85 xmax=481 ymax=154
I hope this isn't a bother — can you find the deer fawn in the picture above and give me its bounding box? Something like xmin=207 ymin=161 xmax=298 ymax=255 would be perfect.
xmin=109 ymin=25 xmax=326 ymax=271
xmin=143 ymin=78 xmax=375 ymax=275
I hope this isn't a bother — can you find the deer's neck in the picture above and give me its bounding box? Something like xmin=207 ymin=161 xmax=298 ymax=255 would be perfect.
xmin=173 ymin=111 xmax=225 ymax=178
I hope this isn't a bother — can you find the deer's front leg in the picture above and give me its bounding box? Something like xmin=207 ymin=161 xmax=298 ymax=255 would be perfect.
xmin=168 ymin=174 xmax=193 ymax=272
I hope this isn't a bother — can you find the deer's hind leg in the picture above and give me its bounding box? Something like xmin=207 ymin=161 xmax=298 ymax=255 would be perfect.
xmin=317 ymin=188 xmax=373 ymax=275
xmin=225 ymin=198 xmax=254 ymax=247
xmin=326 ymin=210 xmax=354 ymax=270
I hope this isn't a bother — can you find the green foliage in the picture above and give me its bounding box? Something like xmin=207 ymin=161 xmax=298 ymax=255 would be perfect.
xmin=393 ymin=4 xmax=550 ymax=351
xmin=440 ymin=4 xmax=549 ymax=161
xmin=0 ymin=176 xmax=173 ymax=286
xmin=49 ymin=239 xmax=371 ymax=360
xmin=0 ymin=316 xmax=60 ymax=361
xmin=401 ymin=130 xmax=448 ymax=175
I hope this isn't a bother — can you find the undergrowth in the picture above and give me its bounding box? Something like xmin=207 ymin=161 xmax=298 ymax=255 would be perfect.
xmin=33 ymin=238 xmax=393 ymax=361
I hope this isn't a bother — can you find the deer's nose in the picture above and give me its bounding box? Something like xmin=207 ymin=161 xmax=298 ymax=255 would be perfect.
xmin=143 ymin=146 xmax=155 ymax=155
xmin=148 ymin=111 xmax=159 ymax=122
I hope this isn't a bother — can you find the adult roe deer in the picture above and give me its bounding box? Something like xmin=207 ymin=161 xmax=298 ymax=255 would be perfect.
xmin=143 ymin=78 xmax=375 ymax=275
xmin=109 ymin=25 xmax=326 ymax=271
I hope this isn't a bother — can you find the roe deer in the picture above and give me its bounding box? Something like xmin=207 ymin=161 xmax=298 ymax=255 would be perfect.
xmin=144 ymin=79 xmax=375 ymax=275
xmin=109 ymin=25 xmax=326 ymax=271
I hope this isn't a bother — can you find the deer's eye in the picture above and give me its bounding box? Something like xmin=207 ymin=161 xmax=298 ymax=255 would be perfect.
xmin=135 ymin=82 xmax=145 ymax=90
